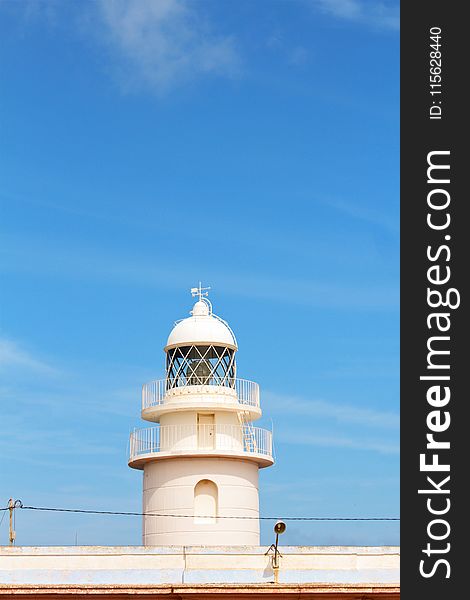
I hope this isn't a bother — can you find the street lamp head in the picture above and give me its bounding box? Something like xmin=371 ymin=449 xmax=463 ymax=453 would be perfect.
xmin=274 ymin=520 xmax=286 ymax=535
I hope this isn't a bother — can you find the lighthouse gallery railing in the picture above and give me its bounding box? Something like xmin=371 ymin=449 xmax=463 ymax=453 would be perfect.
xmin=129 ymin=424 xmax=272 ymax=461
xmin=142 ymin=378 xmax=260 ymax=410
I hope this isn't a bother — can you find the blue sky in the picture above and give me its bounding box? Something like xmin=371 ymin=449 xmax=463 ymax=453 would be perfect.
xmin=0 ymin=0 xmax=399 ymax=546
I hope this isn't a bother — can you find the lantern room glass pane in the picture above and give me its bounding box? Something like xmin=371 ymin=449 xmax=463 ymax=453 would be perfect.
xmin=166 ymin=345 xmax=236 ymax=388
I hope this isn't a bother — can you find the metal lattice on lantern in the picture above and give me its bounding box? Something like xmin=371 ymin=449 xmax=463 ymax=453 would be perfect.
xmin=166 ymin=344 xmax=236 ymax=388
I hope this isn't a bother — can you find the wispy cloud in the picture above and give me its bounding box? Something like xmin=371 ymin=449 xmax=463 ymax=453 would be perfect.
xmin=0 ymin=427 xmax=119 ymax=459
xmin=265 ymin=390 xmax=399 ymax=455
xmin=265 ymin=391 xmax=398 ymax=429
xmin=0 ymin=0 xmax=61 ymax=25
xmin=264 ymin=474 xmax=399 ymax=494
xmin=278 ymin=428 xmax=399 ymax=454
xmin=324 ymin=197 xmax=399 ymax=235
xmin=1 ymin=190 xmax=393 ymax=274
xmin=0 ymin=337 xmax=58 ymax=375
xmin=1 ymin=232 xmax=398 ymax=311
xmin=95 ymin=0 xmax=240 ymax=93
xmin=312 ymin=0 xmax=399 ymax=31
xmin=288 ymin=46 xmax=310 ymax=67
xmin=322 ymin=363 xmax=398 ymax=379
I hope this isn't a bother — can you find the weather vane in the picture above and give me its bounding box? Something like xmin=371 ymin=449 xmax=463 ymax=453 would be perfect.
xmin=190 ymin=282 xmax=211 ymax=302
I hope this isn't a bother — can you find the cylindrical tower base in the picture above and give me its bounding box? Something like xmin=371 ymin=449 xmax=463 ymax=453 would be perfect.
xmin=143 ymin=457 xmax=260 ymax=545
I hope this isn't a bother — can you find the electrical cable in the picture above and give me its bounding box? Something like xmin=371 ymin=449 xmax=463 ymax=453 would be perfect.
xmin=3 ymin=502 xmax=399 ymax=521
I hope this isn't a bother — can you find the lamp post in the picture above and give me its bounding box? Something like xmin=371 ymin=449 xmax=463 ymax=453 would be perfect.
xmin=266 ymin=520 xmax=286 ymax=583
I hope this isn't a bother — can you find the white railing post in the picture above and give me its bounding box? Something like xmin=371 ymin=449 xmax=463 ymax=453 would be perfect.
xmin=142 ymin=378 xmax=260 ymax=410
xmin=130 ymin=423 xmax=273 ymax=462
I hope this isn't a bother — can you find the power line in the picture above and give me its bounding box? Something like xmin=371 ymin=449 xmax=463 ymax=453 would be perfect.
xmin=4 ymin=502 xmax=399 ymax=521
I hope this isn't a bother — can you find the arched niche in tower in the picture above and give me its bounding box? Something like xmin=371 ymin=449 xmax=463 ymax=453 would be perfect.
xmin=194 ymin=479 xmax=218 ymax=524
xmin=166 ymin=345 xmax=236 ymax=388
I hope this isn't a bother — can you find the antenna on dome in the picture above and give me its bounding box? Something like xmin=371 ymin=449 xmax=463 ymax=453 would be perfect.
xmin=190 ymin=282 xmax=212 ymax=315
xmin=190 ymin=282 xmax=211 ymax=302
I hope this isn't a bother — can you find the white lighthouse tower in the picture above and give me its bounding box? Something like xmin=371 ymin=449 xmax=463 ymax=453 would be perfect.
xmin=128 ymin=285 xmax=274 ymax=546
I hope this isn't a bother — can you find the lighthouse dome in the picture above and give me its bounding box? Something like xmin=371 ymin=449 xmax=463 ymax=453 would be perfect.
xmin=164 ymin=299 xmax=237 ymax=351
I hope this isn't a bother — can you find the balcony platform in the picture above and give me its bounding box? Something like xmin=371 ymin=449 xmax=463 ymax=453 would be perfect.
xmin=141 ymin=379 xmax=261 ymax=423
xmin=128 ymin=424 xmax=274 ymax=469
xmin=128 ymin=448 xmax=274 ymax=469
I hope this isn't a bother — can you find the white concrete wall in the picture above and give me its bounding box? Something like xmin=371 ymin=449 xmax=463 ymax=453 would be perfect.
xmin=160 ymin=412 xmax=197 ymax=427
xmin=143 ymin=457 xmax=260 ymax=546
xmin=159 ymin=410 xmax=241 ymax=429
xmin=157 ymin=411 xmax=243 ymax=455
xmin=164 ymin=385 xmax=239 ymax=405
xmin=0 ymin=546 xmax=400 ymax=585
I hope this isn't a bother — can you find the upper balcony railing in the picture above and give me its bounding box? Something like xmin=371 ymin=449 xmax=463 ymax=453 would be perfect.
xmin=129 ymin=423 xmax=273 ymax=464
xmin=142 ymin=377 xmax=260 ymax=411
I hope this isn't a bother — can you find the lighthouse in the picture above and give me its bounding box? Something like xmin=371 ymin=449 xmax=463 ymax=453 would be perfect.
xmin=128 ymin=285 xmax=274 ymax=546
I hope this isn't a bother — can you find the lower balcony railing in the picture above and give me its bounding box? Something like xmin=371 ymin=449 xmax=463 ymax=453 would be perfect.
xmin=129 ymin=424 xmax=273 ymax=462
